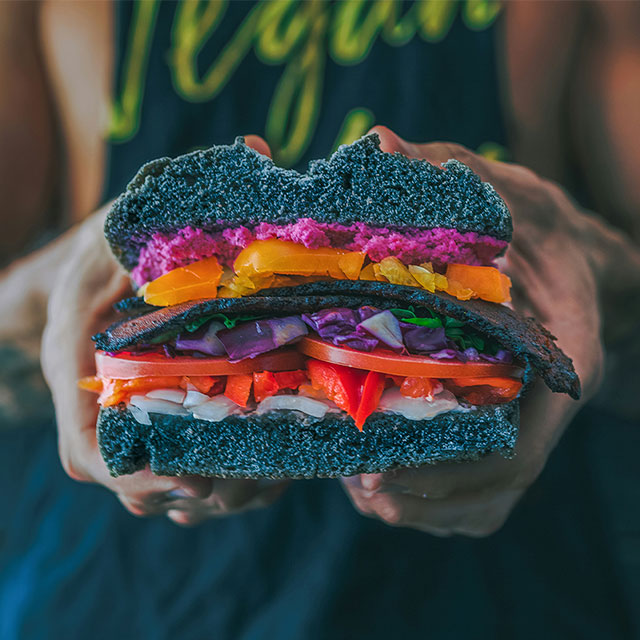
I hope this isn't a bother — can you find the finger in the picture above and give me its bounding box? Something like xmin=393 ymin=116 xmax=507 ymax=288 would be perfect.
xmin=368 ymin=125 xmax=492 ymax=178
xmin=372 ymin=382 xmax=570 ymax=504
xmin=111 ymin=469 xmax=213 ymax=507
xmin=343 ymin=480 xmax=520 ymax=537
xmin=167 ymin=509 xmax=212 ymax=527
xmin=244 ymin=134 xmax=272 ymax=158
xmin=341 ymin=478 xmax=448 ymax=535
xmin=363 ymin=451 xmax=526 ymax=504
xmin=209 ymin=478 xmax=289 ymax=511
xmin=164 ymin=479 xmax=290 ymax=526
xmin=368 ymin=125 xmax=415 ymax=155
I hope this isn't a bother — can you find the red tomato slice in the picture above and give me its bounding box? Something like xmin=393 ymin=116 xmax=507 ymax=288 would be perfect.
xmin=96 ymin=349 xmax=306 ymax=379
xmin=298 ymin=337 xmax=523 ymax=379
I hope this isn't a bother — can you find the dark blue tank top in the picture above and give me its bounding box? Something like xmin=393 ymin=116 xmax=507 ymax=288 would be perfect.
xmin=104 ymin=0 xmax=507 ymax=199
xmin=2 ymin=3 xmax=638 ymax=639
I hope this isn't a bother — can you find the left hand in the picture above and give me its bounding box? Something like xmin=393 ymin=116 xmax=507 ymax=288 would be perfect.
xmin=340 ymin=126 xmax=604 ymax=537
xmin=40 ymin=135 xmax=290 ymax=527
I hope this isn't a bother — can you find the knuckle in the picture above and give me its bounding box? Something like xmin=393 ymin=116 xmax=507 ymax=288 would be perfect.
xmin=349 ymin=494 xmax=374 ymax=517
xmin=167 ymin=510 xmax=201 ymax=527
xmin=375 ymin=499 xmax=403 ymax=526
xmin=444 ymin=142 xmax=473 ymax=159
xmin=120 ymin=499 xmax=152 ymax=518
xmin=60 ymin=453 xmax=89 ymax=483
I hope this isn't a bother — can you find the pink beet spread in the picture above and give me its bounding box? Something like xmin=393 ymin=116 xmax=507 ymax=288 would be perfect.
xmin=131 ymin=218 xmax=508 ymax=286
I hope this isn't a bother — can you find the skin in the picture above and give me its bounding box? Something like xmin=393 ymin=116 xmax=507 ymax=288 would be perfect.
xmin=4 ymin=1 xmax=640 ymax=529
xmin=341 ymin=127 xmax=605 ymax=536
xmin=41 ymin=137 xmax=291 ymax=525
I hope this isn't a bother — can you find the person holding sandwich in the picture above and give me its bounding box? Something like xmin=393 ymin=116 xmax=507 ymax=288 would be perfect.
xmin=1 ymin=0 xmax=639 ymax=636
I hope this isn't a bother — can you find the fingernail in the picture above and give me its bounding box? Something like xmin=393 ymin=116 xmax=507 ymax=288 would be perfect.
xmin=361 ymin=475 xmax=382 ymax=491
xmin=341 ymin=476 xmax=363 ymax=490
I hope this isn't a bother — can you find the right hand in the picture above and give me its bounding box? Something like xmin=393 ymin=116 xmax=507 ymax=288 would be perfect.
xmin=41 ymin=137 xmax=289 ymax=526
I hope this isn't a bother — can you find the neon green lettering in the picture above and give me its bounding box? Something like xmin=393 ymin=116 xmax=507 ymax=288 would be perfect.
xmin=416 ymin=0 xmax=458 ymax=43
xmin=255 ymin=0 xmax=313 ymax=64
xmin=330 ymin=0 xmax=394 ymax=64
xmin=108 ymin=0 xmax=161 ymax=141
xmin=382 ymin=0 xmax=418 ymax=46
xmin=332 ymin=108 xmax=376 ymax=151
xmin=463 ymin=0 xmax=502 ymax=30
xmin=476 ymin=141 xmax=508 ymax=162
xmin=169 ymin=0 xmax=259 ymax=102
xmin=266 ymin=2 xmax=327 ymax=166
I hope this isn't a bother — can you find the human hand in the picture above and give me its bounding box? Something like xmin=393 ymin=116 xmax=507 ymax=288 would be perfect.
xmin=340 ymin=126 xmax=604 ymax=537
xmin=41 ymin=137 xmax=289 ymax=526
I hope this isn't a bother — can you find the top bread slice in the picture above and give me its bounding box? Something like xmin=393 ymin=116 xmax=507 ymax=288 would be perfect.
xmin=105 ymin=133 xmax=513 ymax=272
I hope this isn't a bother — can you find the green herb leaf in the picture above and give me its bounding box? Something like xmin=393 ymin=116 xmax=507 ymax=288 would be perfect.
xmin=389 ymin=308 xmax=417 ymax=320
xmin=184 ymin=312 xmax=267 ymax=332
xmin=404 ymin=317 xmax=442 ymax=328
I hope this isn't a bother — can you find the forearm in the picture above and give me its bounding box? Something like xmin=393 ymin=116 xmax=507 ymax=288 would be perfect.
xmin=0 ymin=209 xmax=109 ymax=430
xmin=575 ymin=209 xmax=640 ymax=348
xmin=0 ymin=1 xmax=58 ymax=264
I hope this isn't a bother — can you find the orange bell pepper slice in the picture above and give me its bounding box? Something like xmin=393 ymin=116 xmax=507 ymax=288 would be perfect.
xmin=224 ymin=374 xmax=253 ymax=407
xmin=179 ymin=375 xmax=224 ymax=395
xmin=445 ymin=264 xmax=511 ymax=303
xmin=234 ymin=239 xmax=365 ymax=281
xmin=144 ymin=256 xmax=223 ymax=306
xmin=78 ymin=376 xmax=104 ymax=393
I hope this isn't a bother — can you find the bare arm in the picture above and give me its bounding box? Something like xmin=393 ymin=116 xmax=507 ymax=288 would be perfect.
xmin=570 ymin=0 xmax=640 ymax=241
xmin=0 ymin=1 xmax=57 ymax=264
xmin=504 ymin=1 xmax=640 ymax=418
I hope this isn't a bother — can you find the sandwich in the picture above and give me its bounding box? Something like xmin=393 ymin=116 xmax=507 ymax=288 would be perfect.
xmin=81 ymin=134 xmax=580 ymax=479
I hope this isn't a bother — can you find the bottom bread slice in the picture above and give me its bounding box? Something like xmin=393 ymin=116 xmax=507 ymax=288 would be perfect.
xmin=97 ymin=402 xmax=519 ymax=479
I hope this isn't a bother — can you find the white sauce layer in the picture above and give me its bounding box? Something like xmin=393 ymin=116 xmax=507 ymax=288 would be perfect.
xmin=123 ymin=387 xmax=463 ymax=425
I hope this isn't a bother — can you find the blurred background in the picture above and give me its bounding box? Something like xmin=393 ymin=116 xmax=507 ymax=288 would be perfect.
xmin=0 ymin=1 xmax=639 ymax=638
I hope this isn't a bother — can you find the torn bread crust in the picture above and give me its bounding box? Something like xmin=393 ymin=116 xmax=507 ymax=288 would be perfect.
xmin=105 ymin=134 xmax=512 ymax=272
xmin=94 ymin=281 xmax=580 ymax=400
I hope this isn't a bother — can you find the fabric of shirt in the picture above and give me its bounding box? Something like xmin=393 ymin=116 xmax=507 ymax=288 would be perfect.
xmin=1 ymin=2 xmax=639 ymax=639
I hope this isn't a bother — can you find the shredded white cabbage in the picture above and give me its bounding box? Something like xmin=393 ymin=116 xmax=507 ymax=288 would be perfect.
xmin=256 ymin=395 xmax=330 ymax=418
xmin=377 ymin=388 xmax=459 ymax=421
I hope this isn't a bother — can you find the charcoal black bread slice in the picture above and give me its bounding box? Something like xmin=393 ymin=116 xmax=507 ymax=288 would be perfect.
xmin=97 ymin=402 xmax=518 ymax=479
xmin=94 ymin=282 xmax=580 ymax=399
xmin=105 ymin=133 xmax=512 ymax=272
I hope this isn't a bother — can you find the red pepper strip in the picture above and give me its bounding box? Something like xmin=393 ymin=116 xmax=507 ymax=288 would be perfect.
xmin=354 ymin=371 xmax=386 ymax=431
xmin=307 ymin=359 xmax=365 ymax=418
xmin=399 ymin=377 xmax=437 ymax=399
xmin=273 ymin=370 xmax=308 ymax=390
xmin=224 ymin=374 xmax=253 ymax=407
xmin=179 ymin=375 xmax=224 ymax=394
xmin=253 ymin=371 xmax=280 ymax=403
xmin=254 ymin=370 xmax=309 ymax=403
xmin=443 ymin=377 xmax=522 ymax=405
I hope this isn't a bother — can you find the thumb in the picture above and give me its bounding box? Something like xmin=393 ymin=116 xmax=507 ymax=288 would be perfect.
xmin=244 ymin=134 xmax=272 ymax=159
xmin=368 ymin=125 xmax=421 ymax=157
